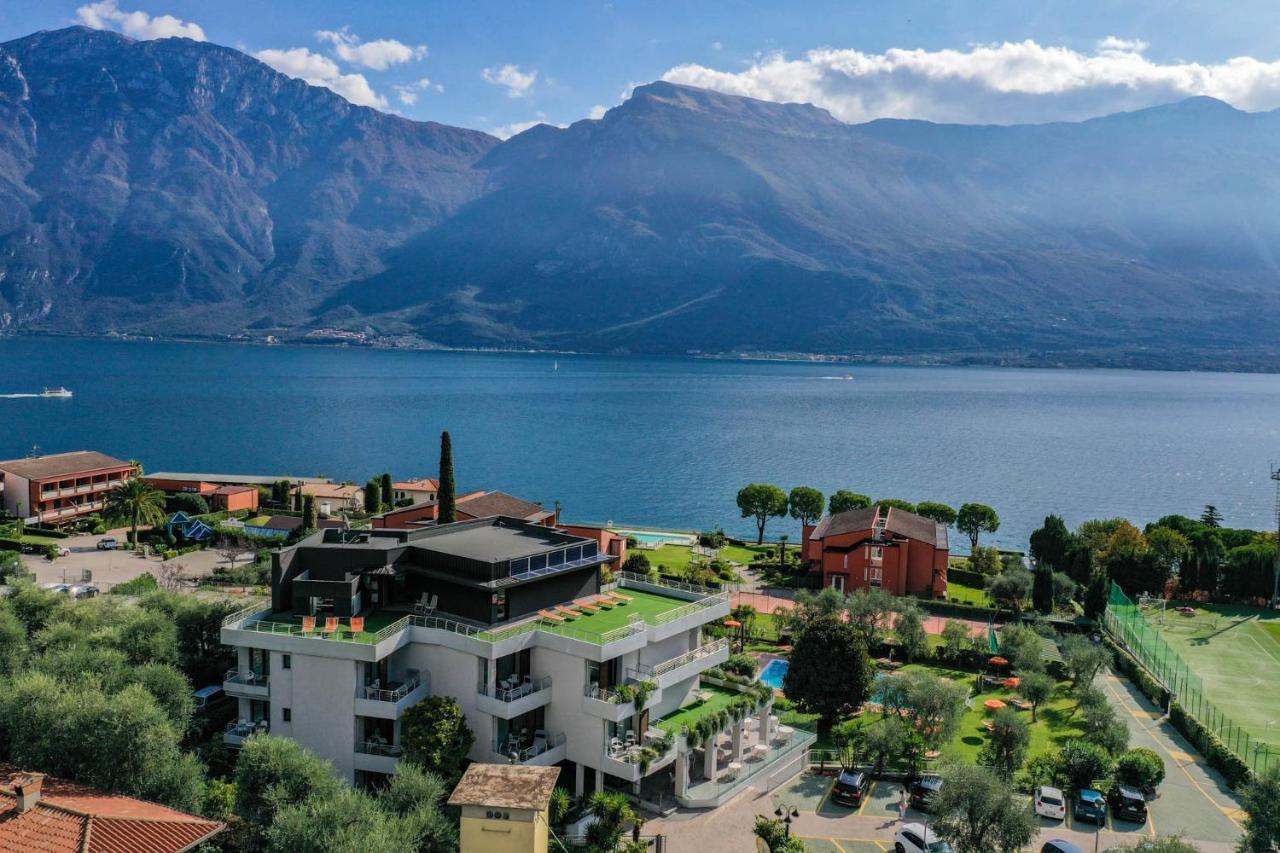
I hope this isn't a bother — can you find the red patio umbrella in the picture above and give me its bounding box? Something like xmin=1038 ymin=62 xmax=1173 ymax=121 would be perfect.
xmin=1004 ymin=677 xmax=1021 ymax=688
xmin=988 ymin=656 xmax=1009 ymax=667
xmin=983 ymin=699 xmax=1007 ymax=711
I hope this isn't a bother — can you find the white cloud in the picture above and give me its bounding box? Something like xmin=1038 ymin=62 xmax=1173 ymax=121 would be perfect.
xmin=316 ymin=28 xmax=426 ymax=70
xmin=482 ymin=64 xmax=537 ymax=98
xmin=76 ymin=0 xmax=205 ymax=41
xmin=254 ymin=47 xmax=387 ymax=109
xmin=711 ymin=41 xmax=723 ymax=51
xmin=393 ymin=78 xmax=441 ymax=106
xmin=661 ymin=37 xmax=1280 ymax=125
xmin=588 ymin=104 xmax=608 ymax=120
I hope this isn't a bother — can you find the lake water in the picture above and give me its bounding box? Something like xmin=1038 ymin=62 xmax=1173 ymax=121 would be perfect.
xmin=2 ymin=337 xmax=1279 ymax=552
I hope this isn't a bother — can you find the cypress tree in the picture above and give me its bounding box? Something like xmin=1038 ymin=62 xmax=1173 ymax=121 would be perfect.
xmin=364 ymin=480 xmax=381 ymax=514
xmin=302 ymin=494 xmax=317 ymax=531
xmin=380 ymin=472 xmax=393 ymax=510
xmin=438 ymin=431 xmax=456 ymax=523
xmin=1032 ymin=562 xmax=1054 ymax=614
xmin=292 ymin=487 xmax=302 ymax=512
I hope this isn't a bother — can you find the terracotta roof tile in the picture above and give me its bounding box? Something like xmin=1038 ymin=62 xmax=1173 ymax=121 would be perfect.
xmin=0 ymin=451 xmax=132 ymax=481
xmin=457 ymin=491 xmax=552 ymax=522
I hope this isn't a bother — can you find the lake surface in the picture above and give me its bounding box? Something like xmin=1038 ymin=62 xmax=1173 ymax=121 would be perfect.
xmin=2 ymin=337 xmax=1279 ymax=552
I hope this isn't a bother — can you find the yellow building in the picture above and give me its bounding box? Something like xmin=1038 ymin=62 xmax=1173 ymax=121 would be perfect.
xmin=448 ymin=763 xmax=561 ymax=853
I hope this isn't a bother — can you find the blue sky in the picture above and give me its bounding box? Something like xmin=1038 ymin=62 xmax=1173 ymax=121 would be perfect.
xmin=5 ymin=1 xmax=1280 ymax=136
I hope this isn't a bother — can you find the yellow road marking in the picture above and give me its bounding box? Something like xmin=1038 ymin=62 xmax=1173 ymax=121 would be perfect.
xmin=1101 ymin=674 xmax=1242 ymax=832
xmin=829 ymin=838 xmax=847 ymax=853
xmin=1147 ymin=801 xmax=1158 ymax=838
xmin=815 ymin=780 xmax=834 ymax=815
xmin=857 ymin=781 xmax=876 ymax=816
xmin=1167 ymin=749 xmax=1195 ymax=764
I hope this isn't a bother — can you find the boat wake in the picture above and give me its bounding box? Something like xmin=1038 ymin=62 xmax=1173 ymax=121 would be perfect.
xmin=0 ymin=393 xmax=39 ymax=398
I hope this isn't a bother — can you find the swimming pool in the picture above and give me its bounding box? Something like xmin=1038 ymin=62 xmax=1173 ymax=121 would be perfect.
xmin=758 ymin=658 xmax=789 ymax=689
xmin=614 ymin=529 xmax=696 ymax=546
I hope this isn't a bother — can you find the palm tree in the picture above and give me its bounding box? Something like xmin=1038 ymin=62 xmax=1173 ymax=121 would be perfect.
xmin=584 ymin=791 xmax=637 ymax=852
xmin=105 ymin=477 xmax=166 ymax=546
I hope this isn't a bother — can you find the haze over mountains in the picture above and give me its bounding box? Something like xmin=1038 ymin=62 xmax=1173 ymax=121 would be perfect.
xmin=3 ymin=26 xmax=1280 ymax=368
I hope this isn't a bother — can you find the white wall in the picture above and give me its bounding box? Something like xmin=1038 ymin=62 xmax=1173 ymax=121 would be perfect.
xmin=1 ymin=473 xmax=28 ymax=517
xmin=400 ymin=643 xmax=493 ymax=758
xmin=286 ymin=654 xmax=359 ymax=780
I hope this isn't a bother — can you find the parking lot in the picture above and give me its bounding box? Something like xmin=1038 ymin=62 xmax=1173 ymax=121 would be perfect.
xmin=18 ymin=530 xmax=237 ymax=591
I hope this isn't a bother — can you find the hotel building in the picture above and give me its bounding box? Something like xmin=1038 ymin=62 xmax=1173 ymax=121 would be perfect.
xmin=0 ymin=451 xmax=136 ymax=525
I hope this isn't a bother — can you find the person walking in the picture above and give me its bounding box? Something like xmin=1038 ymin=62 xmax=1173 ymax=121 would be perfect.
xmin=898 ymin=786 xmax=908 ymax=821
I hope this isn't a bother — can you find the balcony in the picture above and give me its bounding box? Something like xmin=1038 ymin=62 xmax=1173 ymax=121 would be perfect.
xmin=647 ymin=638 xmax=730 ymax=688
xmin=223 ymin=669 xmax=270 ymax=699
xmin=581 ymin=681 xmax=663 ymax=722
xmin=600 ymin=728 xmax=678 ymax=781
xmin=354 ymin=740 xmax=402 ymax=775
xmin=490 ymin=732 xmax=566 ymax=766
xmin=223 ymin=719 xmax=268 ymax=748
xmin=476 ymin=675 xmax=552 ymax=719
xmin=355 ymin=672 xmax=431 ymax=719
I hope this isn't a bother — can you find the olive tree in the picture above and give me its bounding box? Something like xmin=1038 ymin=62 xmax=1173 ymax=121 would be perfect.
xmin=932 ymin=764 xmax=1038 ymax=853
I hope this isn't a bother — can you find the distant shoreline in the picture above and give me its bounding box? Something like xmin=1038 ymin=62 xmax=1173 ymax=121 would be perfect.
xmin=2 ymin=329 xmax=1277 ymax=375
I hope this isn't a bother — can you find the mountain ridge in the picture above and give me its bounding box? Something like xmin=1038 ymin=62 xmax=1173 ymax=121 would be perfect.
xmin=3 ymin=27 xmax=1280 ymax=370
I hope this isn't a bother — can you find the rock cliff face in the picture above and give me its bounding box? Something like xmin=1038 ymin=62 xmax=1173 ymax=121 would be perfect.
xmin=0 ymin=26 xmax=495 ymax=333
xmin=5 ymin=28 xmax=1280 ymax=368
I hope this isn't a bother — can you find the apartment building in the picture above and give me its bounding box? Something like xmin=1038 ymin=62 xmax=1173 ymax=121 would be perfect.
xmin=804 ymin=504 xmax=949 ymax=597
xmin=219 ymin=515 xmax=754 ymax=805
xmin=0 ymin=451 xmax=136 ymax=525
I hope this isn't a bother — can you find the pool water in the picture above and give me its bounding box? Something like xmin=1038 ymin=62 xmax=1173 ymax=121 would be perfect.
xmin=615 ymin=530 xmax=696 ymax=546
xmin=758 ymin=658 xmax=789 ymax=689
xmin=757 ymin=660 xmax=890 ymax=701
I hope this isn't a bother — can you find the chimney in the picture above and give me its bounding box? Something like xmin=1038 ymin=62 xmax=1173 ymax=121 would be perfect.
xmin=13 ymin=772 xmax=45 ymax=813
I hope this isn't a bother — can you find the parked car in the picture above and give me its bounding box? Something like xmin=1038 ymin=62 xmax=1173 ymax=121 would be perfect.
xmin=74 ymin=585 xmax=99 ymax=599
xmin=1040 ymin=840 xmax=1085 ymax=853
xmin=1073 ymin=788 xmax=1107 ymax=826
xmin=41 ymin=582 xmax=70 ymax=594
xmin=1107 ymin=785 xmax=1148 ymax=823
xmin=894 ymin=821 xmax=951 ymax=853
xmin=909 ymin=776 xmax=943 ymax=812
xmin=830 ymin=769 xmax=871 ymax=807
xmin=1034 ymin=785 xmax=1067 ymax=820
xmin=96 ymin=536 xmax=119 ymax=550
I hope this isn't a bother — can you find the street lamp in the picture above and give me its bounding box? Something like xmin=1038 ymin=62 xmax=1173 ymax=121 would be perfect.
xmin=774 ymin=804 xmax=800 ymax=837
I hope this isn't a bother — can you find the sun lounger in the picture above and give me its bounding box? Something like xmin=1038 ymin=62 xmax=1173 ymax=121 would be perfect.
xmin=556 ymin=605 xmax=581 ymax=619
xmin=574 ymin=599 xmax=601 ymax=612
xmin=323 ymin=616 xmax=338 ymax=635
xmin=350 ymin=617 xmax=365 ymax=634
xmin=593 ymin=595 xmax=615 ymax=608
xmin=607 ymin=591 xmax=633 ymax=603
xmin=301 ymin=616 xmax=316 ymax=634
xmin=538 ymin=609 xmax=565 ymax=623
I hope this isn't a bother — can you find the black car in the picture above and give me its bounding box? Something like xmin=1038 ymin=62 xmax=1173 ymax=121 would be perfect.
xmin=1107 ymin=785 xmax=1148 ymax=823
xmin=830 ymin=770 xmax=871 ymax=807
xmin=1040 ymin=841 xmax=1085 ymax=853
xmin=909 ymin=776 xmax=943 ymax=812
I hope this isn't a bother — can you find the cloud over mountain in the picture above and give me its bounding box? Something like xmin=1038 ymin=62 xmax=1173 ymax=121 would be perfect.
xmin=662 ymin=37 xmax=1280 ymax=123
xmin=75 ymin=0 xmax=205 ymax=41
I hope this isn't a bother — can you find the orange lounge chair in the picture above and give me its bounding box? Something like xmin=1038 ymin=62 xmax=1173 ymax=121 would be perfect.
xmin=301 ymin=616 xmax=316 ymax=634
xmin=323 ymin=617 xmax=339 ymax=635
xmin=574 ymin=599 xmax=601 ymax=612
xmin=350 ymin=617 xmax=365 ymax=634
xmin=556 ymin=605 xmax=582 ymax=619
xmin=593 ymin=595 xmax=615 ymax=608
xmin=538 ymin=609 xmax=565 ymax=623
xmin=607 ymin=591 xmax=633 ymax=603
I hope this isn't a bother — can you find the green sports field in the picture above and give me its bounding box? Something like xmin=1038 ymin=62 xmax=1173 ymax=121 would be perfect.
xmin=1151 ymin=603 xmax=1280 ymax=749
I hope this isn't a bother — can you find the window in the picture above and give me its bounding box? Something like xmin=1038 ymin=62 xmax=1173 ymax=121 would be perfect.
xmin=282 ymin=708 xmax=291 ymax=722
xmin=282 ymin=654 xmax=291 ymax=670
xmin=870 ymin=567 xmax=882 ymax=586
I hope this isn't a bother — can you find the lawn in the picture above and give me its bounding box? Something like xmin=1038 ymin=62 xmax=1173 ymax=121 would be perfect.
xmin=1151 ymin=603 xmax=1280 ymax=749
xmin=777 ymin=660 xmax=1085 ymax=758
xmin=637 ymin=543 xmax=773 ymax=574
xmin=947 ymin=580 xmax=990 ymax=606
xmin=656 ymin=684 xmax=742 ymax=734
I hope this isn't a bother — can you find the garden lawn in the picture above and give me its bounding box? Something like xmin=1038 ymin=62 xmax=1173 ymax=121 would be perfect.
xmin=639 ymin=543 xmax=773 ymax=574
xmin=656 ymin=684 xmax=742 ymax=734
xmin=947 ymin=580 xmax=990 ymax=606
xmin=526 ymin=588 xmax=694 ymax=641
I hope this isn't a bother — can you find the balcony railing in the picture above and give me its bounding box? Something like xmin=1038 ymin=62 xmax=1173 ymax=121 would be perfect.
xmin=225 ymin=669 xmax=269 ymax=688
xmin=359 ymin=673 xmax=427 ymax=703
xmin=356 ymin=740 xmax=404 ymax=757
xmin=224 ymin=719 xmax=268 ymax=744
xmin=651 ymin=638 xmax=730 ymax=677
xmin=479 ymin=675 xmax=551 ymax=703
xmin=492 ymin=732 xmax=566 ymax=763
xmin=605 ymin=727 xmax=673 ymax=762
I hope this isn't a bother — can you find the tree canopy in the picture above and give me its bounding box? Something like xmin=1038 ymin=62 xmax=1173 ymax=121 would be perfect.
xmin=782 ymin=614 xmax=871 ymax=726
xmin=737 ymin=483 xmax=789 ymax=545
xmin=400 ymin=696 xmax=475 ymax=785
xmin=787 ymin=486 xmax=825 ymax=527
xmin=932 ymin=764 xmax=1038 ymax=853
xmin=956 ymin=503 xmax=1001 ymax=551
xmin=915 ymin=501 xmax=958 ymax=525
xmin=828 ymin=490 xmax=871 ymax=514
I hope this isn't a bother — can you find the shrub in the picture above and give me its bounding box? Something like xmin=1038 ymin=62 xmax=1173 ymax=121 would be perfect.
xmin=1116 ymin=747 xmax=1166 ymax=792
xmin=723 ymin=653 xmax=757 ymax=678
xmin=1057 ymin=740 xmax=1114 ymax=790
xmin=110 ymin=573 xmax=159 ymax=595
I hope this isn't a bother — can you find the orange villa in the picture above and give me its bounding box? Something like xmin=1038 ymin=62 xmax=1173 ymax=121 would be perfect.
xmin=0 ymin=451 xmax=136 ymax=526
xmin=804 ymin=504 xmax=949 ymax=598
xmin=372 ymin=490 xmax=553 ymax=529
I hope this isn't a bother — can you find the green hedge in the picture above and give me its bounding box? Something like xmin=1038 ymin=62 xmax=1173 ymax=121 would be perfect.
xmin=913 ymin=595 xmax=1001 ymax=622
xmin=1103 ymin=635 xmax=1252 ymax=788
xmin=0 ymin=538 xmax=25 ymax=552
xmin=22 ymin=526 xmax=70 ymax=539
xmin=947 ymin=566 xmax=987 ymax=588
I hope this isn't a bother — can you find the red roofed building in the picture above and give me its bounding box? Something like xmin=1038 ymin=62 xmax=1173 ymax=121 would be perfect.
xmin=0 ymin=770 xmax=223 ymax=853
xmin=804 ymin=505 xmax=949 ymax=598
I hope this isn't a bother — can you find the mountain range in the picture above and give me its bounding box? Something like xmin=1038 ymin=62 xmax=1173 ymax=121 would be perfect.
xmin=3 ymin=26 xmax=1280 ymax=368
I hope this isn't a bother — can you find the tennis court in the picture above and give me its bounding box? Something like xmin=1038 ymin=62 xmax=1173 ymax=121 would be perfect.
xmin=1149 ymin=602 xmax=1280 ymax=751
